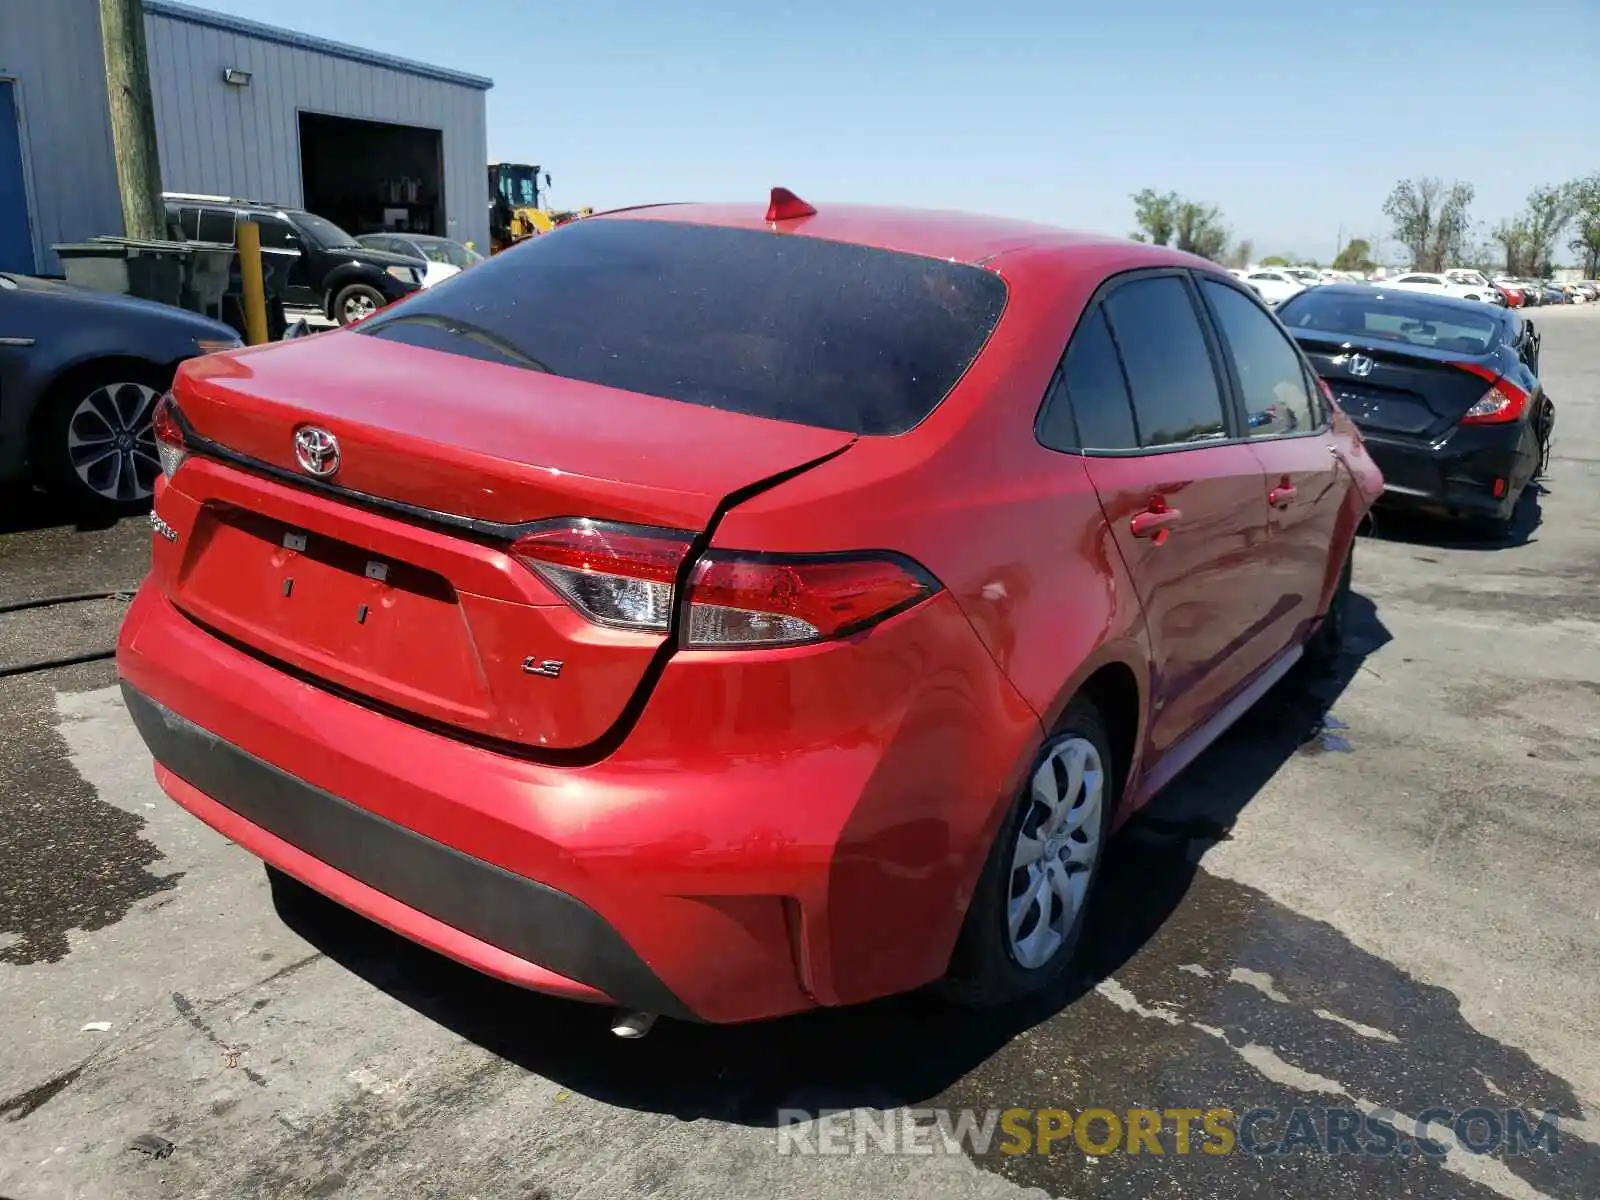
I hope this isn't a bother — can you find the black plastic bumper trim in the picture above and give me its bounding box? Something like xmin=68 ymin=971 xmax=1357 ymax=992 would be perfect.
xmin=122 ymin=683 xmax=694 ymax=1020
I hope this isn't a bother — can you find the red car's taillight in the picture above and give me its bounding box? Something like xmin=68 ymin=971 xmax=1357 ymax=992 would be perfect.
xmin=1455 ymin=364 xmax=1530 ymax=425
xmin=151 ymin=392 xmax=188 ymax=478
xmin=512 ymin=521 xmax=691 ymax=633
xmin=684 ymin=551 xmax=936 ymax=647
xmin=511 ymin=519 xmax=939 ymax=648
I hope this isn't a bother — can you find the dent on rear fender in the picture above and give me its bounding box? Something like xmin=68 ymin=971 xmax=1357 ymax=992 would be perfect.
xmin=950 ymin=487 xmax=1149 ymax=732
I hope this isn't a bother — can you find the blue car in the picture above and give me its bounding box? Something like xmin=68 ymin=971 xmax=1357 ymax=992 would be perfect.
xmin=0 ymin=272 xmax=242 ymax=514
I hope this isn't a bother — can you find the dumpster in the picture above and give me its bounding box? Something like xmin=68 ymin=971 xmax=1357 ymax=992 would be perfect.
xmin=52 ymin=238 xmax=190 ymax=308
xmin=52 ymin=236 xmax=295 ymax=341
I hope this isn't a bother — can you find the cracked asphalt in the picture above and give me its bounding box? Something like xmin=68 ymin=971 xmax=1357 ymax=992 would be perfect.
xmin=1 ymin=307 xmax=1597 ymax=1200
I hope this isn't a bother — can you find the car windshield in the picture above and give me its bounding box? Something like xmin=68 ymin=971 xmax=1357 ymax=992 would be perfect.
xmin=413 ymin=237 xmax=482 ymax=269
xmin=1277 ymin=289 xmax=1504 ymax=354
xmin=357 ymin=218 xmax=1009 ymax=436
xmin=289 ymin=211 xmax=359 ymax=249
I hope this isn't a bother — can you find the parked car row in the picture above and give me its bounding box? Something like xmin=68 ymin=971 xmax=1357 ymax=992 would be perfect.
xmin=1495 ymin=278 xmax=1598 ymax=307
xmin=1233 ymin=263 xmax=1600 ymax=311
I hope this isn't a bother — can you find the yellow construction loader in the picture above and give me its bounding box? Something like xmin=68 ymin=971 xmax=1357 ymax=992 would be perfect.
xmin=488 ymin=163 xmax=592 ymax=253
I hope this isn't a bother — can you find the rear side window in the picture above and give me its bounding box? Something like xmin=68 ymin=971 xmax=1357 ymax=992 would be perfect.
xmin=196 ymin=208 xmax=236 ymax=245
xmin=1102 ymin=276 xmax=1227 ymax=448
xmin=174 ymin=206 xmax=200 ymax=240
xmin=356 ymin=219 xmax=1008 ymax=435
xmin=1044 ymin=307 xmax=1137 ymax=450
xmin=1202 ymin=280 xmax=1318 ymax=437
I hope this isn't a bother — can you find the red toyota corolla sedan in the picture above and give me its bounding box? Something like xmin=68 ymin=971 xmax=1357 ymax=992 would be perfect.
xmin=118 ymin=191 xmax=1382 ymax=1028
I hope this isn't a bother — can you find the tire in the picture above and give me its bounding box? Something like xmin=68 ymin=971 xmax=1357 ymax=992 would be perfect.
xmin=1479 ymin=502 xmax=1519 ymax=542
xmin=31 ymin=363 xmax=170 ymax=516
xmin=1305 ymin=546 xmax=1353 ymax=668
xmin=943 ymin=695 xmax=1115 ymax=1007
xmin=332 ymin=282 xmax=386 ymax=326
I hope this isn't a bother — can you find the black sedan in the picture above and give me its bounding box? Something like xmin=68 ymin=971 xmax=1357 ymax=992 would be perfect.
xmin=1274 ymin=284 xmax=1553 ymax=536
xmin=0 ymin=272 xmax=242 ymax=514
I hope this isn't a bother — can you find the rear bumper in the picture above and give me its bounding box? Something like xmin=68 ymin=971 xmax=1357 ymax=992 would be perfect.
xmin=124 ymin=684 xmax=688 ymax=1016
xmin=117 ymin=582 xmax=1040 ymax=1023
xmin=1359 ymin=421 xmax=1539 ymax=521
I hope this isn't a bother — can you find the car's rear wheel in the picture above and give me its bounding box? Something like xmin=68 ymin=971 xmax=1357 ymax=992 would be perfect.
xmin=944 ymin=696 xmax=1114 ymax=1007
xmin=333 ymin=283 xmax=385 ymax=326
xmin=1305 ymin=546 xmax=1353 ymax=668
xmin=33 ymin=365 xmax=169 ymax=515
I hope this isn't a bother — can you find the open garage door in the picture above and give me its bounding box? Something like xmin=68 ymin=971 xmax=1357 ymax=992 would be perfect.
xmin=298 ymin=112 xmax=444 ymax=239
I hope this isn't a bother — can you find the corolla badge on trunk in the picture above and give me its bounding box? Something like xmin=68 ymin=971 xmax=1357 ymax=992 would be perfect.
xmin=293 ymin=427 xmax=341 ymax=478
xmin=1348 ymin=354 xmax=1375 ymax=377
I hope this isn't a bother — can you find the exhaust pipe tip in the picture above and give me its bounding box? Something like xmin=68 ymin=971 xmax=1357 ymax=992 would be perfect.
xmin=610 ymin=1010 xmax=657 ymax=1039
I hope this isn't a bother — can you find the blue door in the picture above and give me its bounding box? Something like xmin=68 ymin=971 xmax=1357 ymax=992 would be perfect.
xmin=0 ymin=81 xmax=35 ymax=274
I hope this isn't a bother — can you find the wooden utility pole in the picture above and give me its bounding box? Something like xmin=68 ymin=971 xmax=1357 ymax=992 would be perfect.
xmin=100 ymin=0 xmax=166 ymax=241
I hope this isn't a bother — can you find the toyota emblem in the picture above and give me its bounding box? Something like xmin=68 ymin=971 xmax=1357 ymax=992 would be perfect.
xmin=293 ymin=426 xmax=341 ymax=477
xmin=1348 ymin=354 xmax=1375 ymax=378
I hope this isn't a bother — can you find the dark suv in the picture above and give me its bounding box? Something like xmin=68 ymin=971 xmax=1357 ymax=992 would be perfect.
xmin=164 ymin=194 xmax=426 ymax=325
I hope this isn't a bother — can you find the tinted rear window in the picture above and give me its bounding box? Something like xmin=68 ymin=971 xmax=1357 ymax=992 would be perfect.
xmin=356 ymin=218 xmax=1008 ymax=435
xmin=1277 ymin=289 xmax=1504 ymax=355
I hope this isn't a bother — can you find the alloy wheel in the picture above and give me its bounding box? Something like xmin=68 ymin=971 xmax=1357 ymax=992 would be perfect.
xmin=343 ymin=293 xmax=378 ymax=322
xmin=66 ymin=382 xmax=162 ymax=504
xmin=1007 ymin=736 xmax=1105 ymax=969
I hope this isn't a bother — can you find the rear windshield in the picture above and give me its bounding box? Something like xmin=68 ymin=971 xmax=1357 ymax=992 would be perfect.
xmin=356 ymin=218 xmax=1008 ymax=435
xmin=1276 ymin=289 xmax=1504 ymax=355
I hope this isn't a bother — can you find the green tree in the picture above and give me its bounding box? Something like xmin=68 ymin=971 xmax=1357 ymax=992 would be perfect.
xmin=1260 ymin=255 xmax=1289 ymax=267
xmin=1173 ymin=200 xmax=1229 ymax=261
xmin=1520 ymin=183 xmax=1578 ymax=277
xmin=1383 ymin=178 xmax=1475 ymax=271
xmin=1130 ymin=189 xmax=1178 ymax=246
xmin=1570 ymin=174 xmax=1600 ymax=277
xmin=1332 ymin=238 xmax=1376 ymax=273
xmin=1128 ymin=190 xmax=1230 ymax=261
xmin=1495 ymin=218 xmax=1534 ymax=276
xmin=1226 ymin=239 xmax=1254 ymax=269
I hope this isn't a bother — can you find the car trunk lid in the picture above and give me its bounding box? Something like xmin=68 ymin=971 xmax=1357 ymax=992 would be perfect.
xmin=158 ymin=332 xmax=855 ymax=752
xmin=1295 ymin=332 xmax=1500 ymax=439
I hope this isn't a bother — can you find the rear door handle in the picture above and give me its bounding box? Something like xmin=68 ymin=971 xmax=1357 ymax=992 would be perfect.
xmin=1269 ymin=484 xmax=1297 ymax=508
xmin=1130 ymin=507 xmax=1183 ymax=538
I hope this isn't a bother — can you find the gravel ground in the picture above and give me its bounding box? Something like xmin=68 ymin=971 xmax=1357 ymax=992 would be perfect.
xmin=1 ymin=307 xmax=1597 ymax=1200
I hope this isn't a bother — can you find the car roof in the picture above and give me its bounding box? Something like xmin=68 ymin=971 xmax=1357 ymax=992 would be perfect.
xmin=596 ymin=200 xmax=1202 ymax=270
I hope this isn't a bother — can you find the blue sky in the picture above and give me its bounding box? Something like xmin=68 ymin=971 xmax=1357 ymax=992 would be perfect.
xmin=199 ymin=0 xmax=1598 ymax=263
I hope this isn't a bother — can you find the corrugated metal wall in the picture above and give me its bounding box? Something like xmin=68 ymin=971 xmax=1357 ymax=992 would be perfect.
xmin=0 ymin=0 xmax=489 ymax=274
xmin=144 ymin=5 xmax=489 ymax=254
xmin=0 ymin=0 xmax=123 ymax=273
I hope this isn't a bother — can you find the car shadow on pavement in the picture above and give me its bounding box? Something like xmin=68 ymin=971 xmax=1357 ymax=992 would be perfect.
xmin=1364 ymin=481 xmax=1546 ymax=551
xmin=0 ymin=483 xmax=129 ymax=535
xmin=261 ymin=592 xmax=1595 ymax=1171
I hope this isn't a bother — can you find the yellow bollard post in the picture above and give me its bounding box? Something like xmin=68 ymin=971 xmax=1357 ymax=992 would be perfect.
xmin=236 ymin=219 xmax=269 ymax=346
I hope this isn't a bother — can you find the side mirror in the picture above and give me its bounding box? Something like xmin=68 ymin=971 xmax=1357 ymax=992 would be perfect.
xmin=281 ymin=319 xmax=313 ymax=340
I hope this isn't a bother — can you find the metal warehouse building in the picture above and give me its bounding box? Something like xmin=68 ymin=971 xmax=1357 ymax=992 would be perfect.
xmin=0 ymin=0 xmax=492 ymax=274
